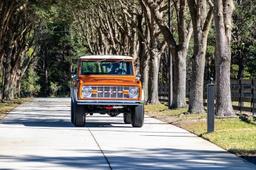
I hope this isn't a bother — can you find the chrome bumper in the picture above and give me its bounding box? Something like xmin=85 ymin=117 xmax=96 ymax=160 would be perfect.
xmin=76 ymin=100 xmax=143 ymax=106
xmin=71 ymin=88 xmax=143 ymax=106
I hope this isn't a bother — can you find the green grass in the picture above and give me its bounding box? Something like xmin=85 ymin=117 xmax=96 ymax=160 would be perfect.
xmin=232 ymin=101 xmax=251 ymax=107
xmin=0 ymin=98 xmax=31 ymax=119
xmin=145 ymin=103 xmax=188 ymax=116
xmin=182 ymin=118 xmax=256 ymax=155
xmin=145 ymin=104 xmax=256 ymax=156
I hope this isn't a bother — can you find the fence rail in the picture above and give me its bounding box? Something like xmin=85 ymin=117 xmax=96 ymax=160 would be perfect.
xmin=159 ymin=79 xmax=256 ymax=115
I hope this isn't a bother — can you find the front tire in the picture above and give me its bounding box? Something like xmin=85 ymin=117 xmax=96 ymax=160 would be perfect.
xmin=73 ymin=104 xmax=86 ymax=127
xmin=131 ymin=105 xmax=144 ymax=127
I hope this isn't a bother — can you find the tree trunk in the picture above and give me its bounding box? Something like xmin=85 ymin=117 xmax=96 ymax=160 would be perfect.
xmin=16 ymin=79 xmax=21 ymax=98
xmin=3 ymin=70 xmax=15 ymax=100
xmin=188 ymin=0 xmax=213 ymax=113
xmin=45 ymin=68 xmax=49 ymax=97
xmin=0 ymin=55 xmax=3 ymax=99
xmin=189 ymin=41 xmax=206 ymax=113
xmin=2 ymin=55 xmax=13 ymax=100
xmin=148 ymin=52 xmax=160 ymax=104
xmin=172 ymin=50 xmax=187 ymax=108
xmin=3 ymin=77 xmax=13 ymax=100
xmin=142 ymin=56 xmax=150 ymax=102
xmin=214 ymin=0 xmax=234 ymax=116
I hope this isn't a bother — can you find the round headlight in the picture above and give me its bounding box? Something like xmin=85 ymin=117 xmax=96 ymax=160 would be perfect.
xmin=129 ymin=87 xmax=138 ymax=98
xmin=82 ymin=86 xmax=92 ymax=98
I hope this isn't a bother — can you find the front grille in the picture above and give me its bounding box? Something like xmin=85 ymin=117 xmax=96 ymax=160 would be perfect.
xmin=91 ymin=86 xmax=130 ymax=99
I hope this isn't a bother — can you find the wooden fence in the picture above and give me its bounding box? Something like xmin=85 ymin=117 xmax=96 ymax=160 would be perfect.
xmin=159 ymin=79 xmax=256 ymax=115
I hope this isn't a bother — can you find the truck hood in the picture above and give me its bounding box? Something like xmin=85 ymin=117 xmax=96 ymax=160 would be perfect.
xmin=79 ymin=75 xmax=139 ymax=86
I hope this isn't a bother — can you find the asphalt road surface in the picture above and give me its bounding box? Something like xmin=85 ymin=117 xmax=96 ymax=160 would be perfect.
xmin=0 ymin=98 xmax=255 ymax=170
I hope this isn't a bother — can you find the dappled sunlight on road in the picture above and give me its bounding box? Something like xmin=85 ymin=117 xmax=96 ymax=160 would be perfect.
xmin=0 ymin=98 xmax=255 ymax=170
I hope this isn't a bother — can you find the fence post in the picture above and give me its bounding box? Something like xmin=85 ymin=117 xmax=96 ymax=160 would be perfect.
xmin=238 ymin=79 xmax=242 ymax=113
xmin=207 ymin=84 xmax=215 ymax=133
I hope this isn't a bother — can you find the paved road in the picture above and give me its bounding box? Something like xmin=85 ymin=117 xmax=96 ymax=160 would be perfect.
xmin=0 ymin=98 xmax=255 ymax=170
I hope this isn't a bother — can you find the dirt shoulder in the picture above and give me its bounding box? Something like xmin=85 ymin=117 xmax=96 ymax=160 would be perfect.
xmin=0 ymin=98 xmax=31 ymax=120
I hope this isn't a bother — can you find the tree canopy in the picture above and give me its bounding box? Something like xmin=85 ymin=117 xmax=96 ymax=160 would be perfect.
xmin=0 ymin=0 xmax=255 ymax=116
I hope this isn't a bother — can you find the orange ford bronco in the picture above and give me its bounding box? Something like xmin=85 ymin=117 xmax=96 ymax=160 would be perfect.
xmin=71 ymin=55 xmax=144 ymax=127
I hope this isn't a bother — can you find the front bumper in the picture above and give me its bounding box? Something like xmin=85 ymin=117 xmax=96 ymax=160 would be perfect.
xmin=71 ymin=88 xmax=143 ymax=106
xmin=76 ymin=99 xmax=143 ymax=106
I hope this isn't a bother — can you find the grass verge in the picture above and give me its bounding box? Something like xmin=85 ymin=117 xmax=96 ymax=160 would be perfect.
xmin=0 ymin=98 xmax=31 ymax=120
xmin=145 ymin=103 xmax=256 ymax=162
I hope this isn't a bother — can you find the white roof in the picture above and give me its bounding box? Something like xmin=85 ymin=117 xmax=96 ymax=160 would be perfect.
xmin=80 ymin=55 xmax=133 ymax=60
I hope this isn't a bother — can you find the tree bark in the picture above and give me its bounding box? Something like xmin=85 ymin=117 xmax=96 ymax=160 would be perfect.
xmin=213 ymin=0 xmax=234 ymax=116
xmin=172 ymin=49 xmax=187 ymax=107
xmin=188 ymin=40 xmax=207 ymax=113
xmin=148 ymin=50 xmax=160 ymax=104
xmin=188 ymin=0 xmax=213 ymax=113
xmin=143 ymin=57 xmax=150 ymax=102
xmin=2 ymin=58 xmax=14 ymax=100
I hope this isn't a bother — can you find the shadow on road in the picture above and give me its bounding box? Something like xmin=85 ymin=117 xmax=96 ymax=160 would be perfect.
xmin=2 ymin=112 xmax=131 ymax=128
xmin=0 ymin=148 xmax=253 ymax=170
xmin=85 ymin=122 xmax=127 ymax=128
xmin=2 ymin=117 xmax=73 ymax=127
xmin=0 ymin=154 xmax=109 ymax=170
xmin=1 ymin=98 xmax=255 ymax=169
xmin=241 ymin=156 xmax=256 ymax=165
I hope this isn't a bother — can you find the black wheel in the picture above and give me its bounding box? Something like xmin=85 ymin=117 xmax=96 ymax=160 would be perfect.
xmin=71 ymin=100 xmax=74 ymax=124
xmin=131 ymin=104 xmax=144 ymax=127
xmin=73 ymin=104 xmax=86 ymax=127
xmin=123 ymin=113 xmax=132 ymax=124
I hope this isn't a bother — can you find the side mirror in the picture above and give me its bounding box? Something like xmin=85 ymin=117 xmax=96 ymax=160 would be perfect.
xmin=71 ymin=74 xmax=78 ymax=81
xmin=136 ymin=73 xmax=141 ymax=80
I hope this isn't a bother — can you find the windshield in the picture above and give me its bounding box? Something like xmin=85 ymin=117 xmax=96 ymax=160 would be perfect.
xmin=81 ymin=61 xmax=133 ymax=75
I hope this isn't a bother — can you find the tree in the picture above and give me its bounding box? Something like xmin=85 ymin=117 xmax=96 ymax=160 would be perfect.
xmin=140 ymin=0 xmax=166 ymax=104
xmin=232 ymin=0 xmax=256 ymax=79
xmin=0 ymin=0 xmax=37 ymax=100
xmin=187 ymin=0 xmax=213 ymax=113
xmin=35 ymin=4 xmax=73 ymax=97
xmin=69 ymin=0 xmax=168 ymax=104
xmin=213 ymin=0 xmax=234 ymax=116
xmin=141 ymin=0 xmax=192 ymax=108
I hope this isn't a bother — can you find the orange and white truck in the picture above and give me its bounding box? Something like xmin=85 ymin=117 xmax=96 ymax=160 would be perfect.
xmin=70 ymin=55 xmax=144 ymax=127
